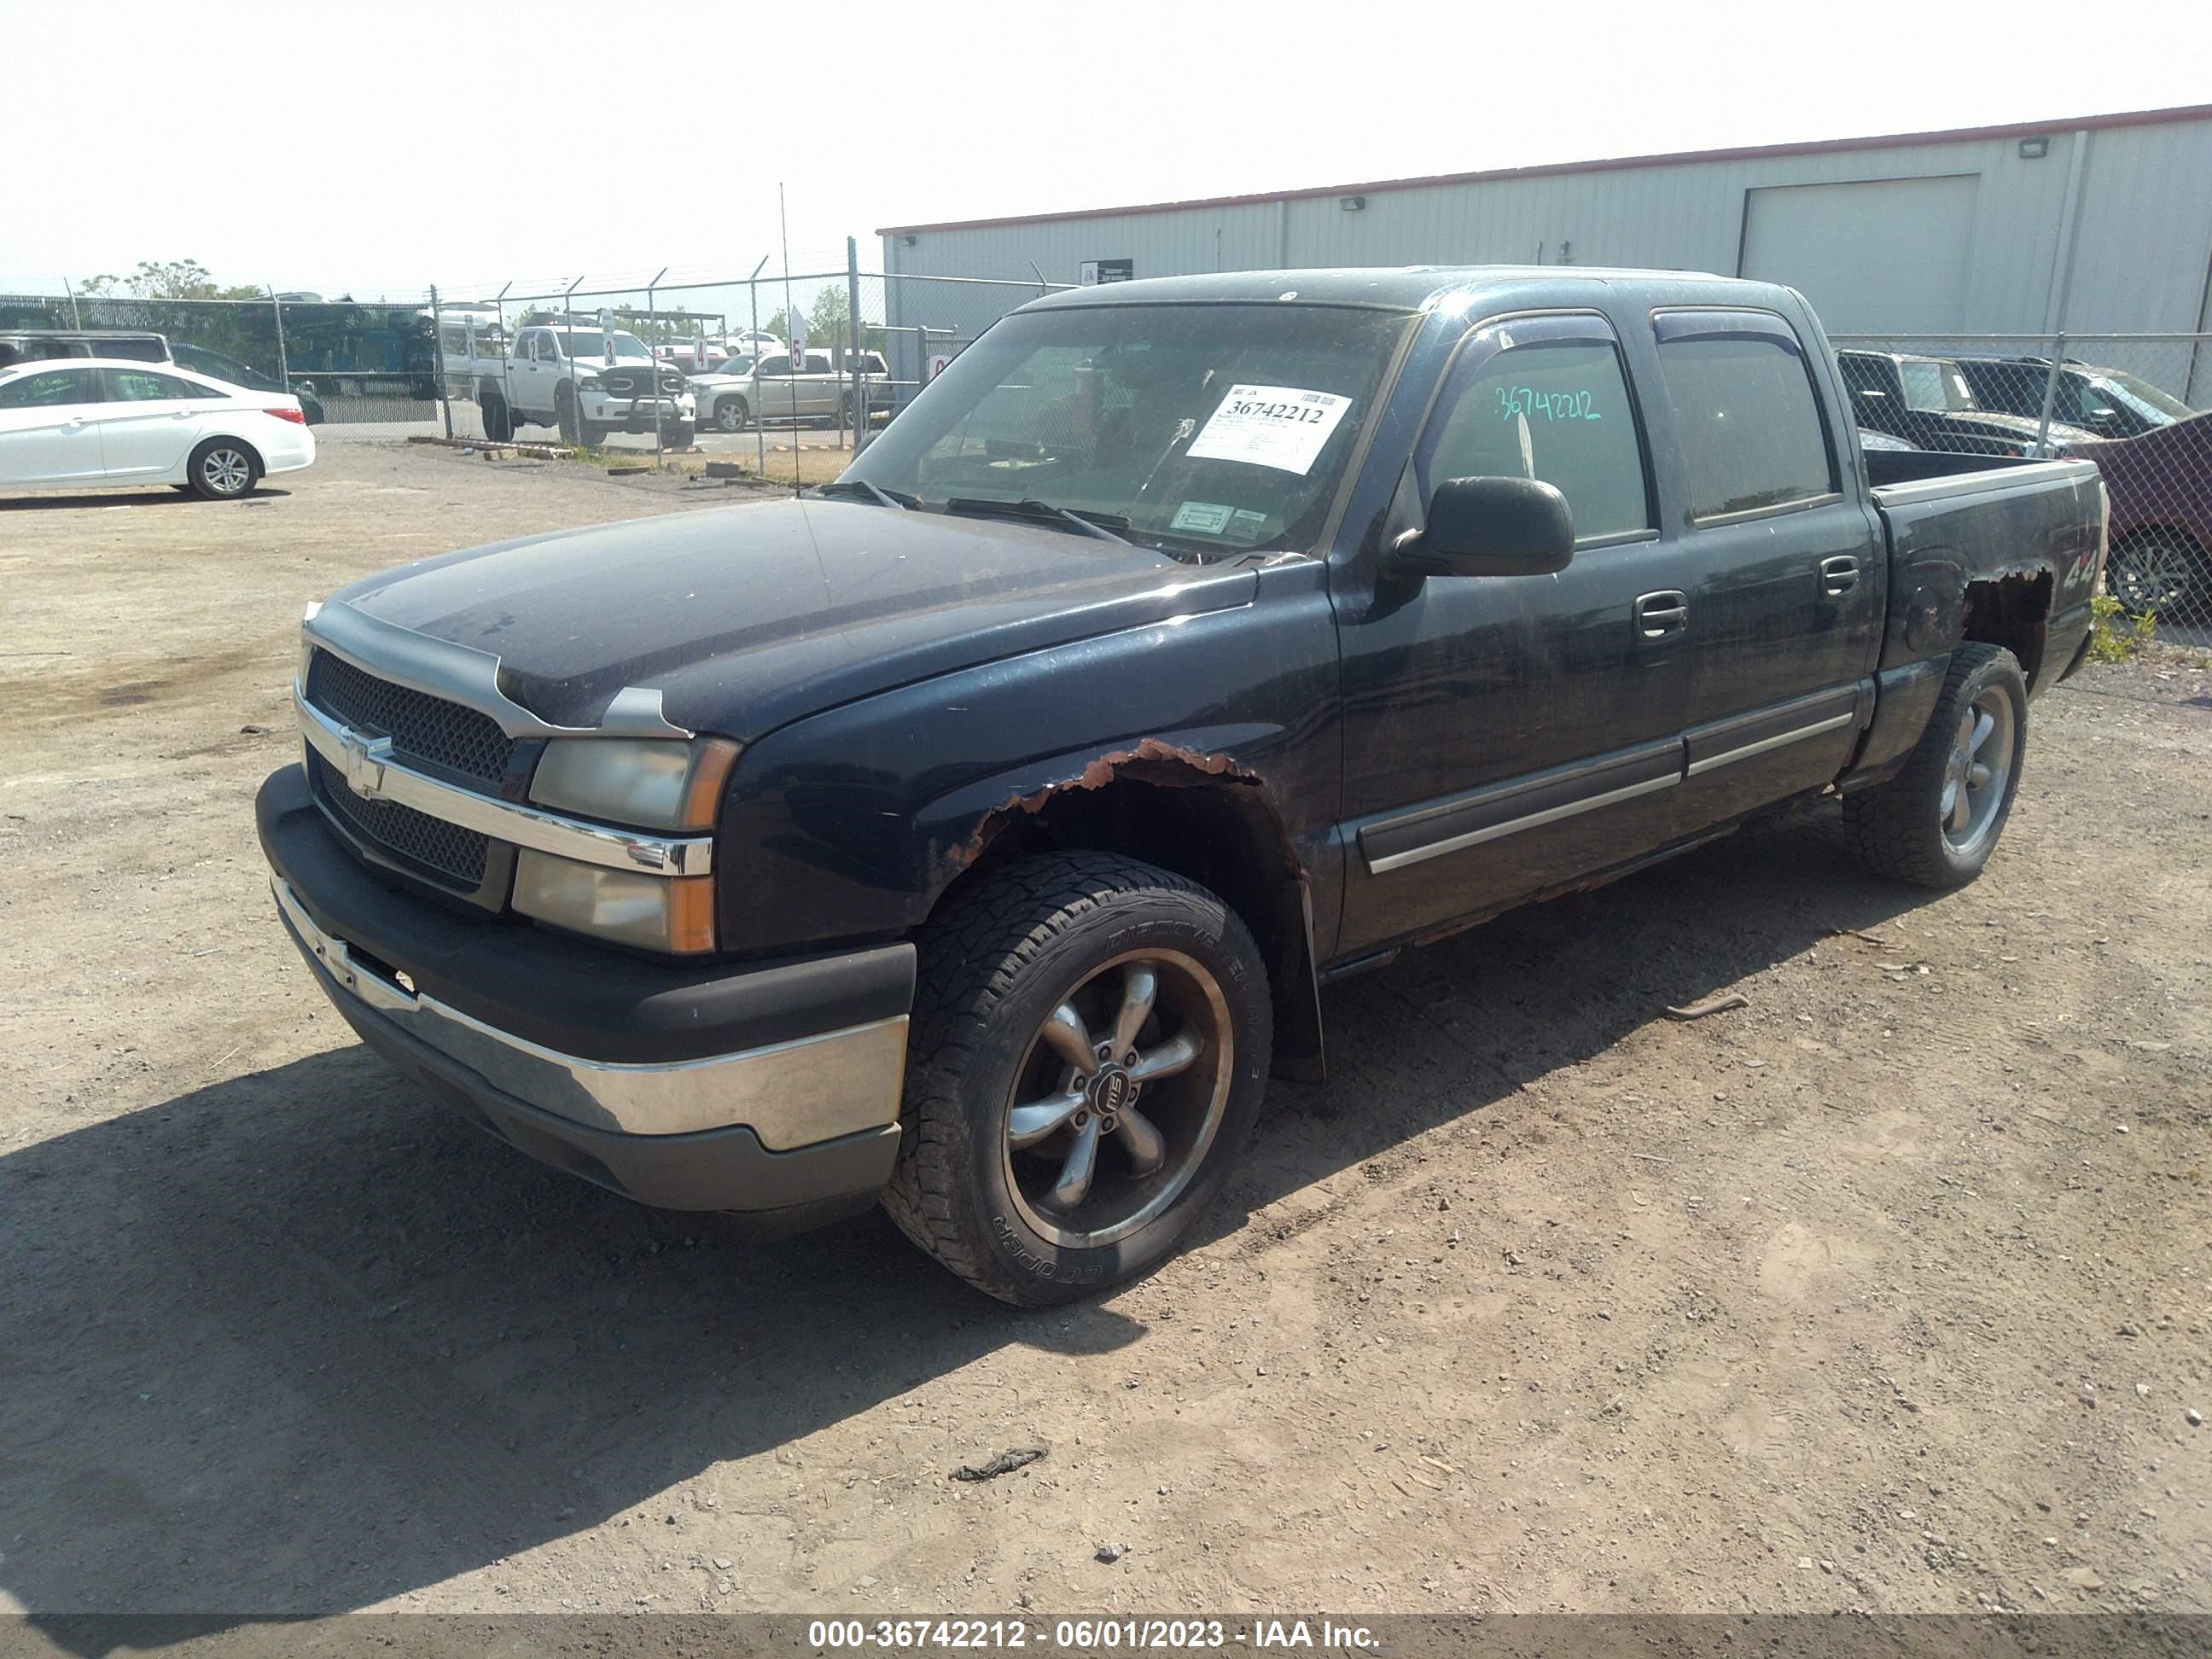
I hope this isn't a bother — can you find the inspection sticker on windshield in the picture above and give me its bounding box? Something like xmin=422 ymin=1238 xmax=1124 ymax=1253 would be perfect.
xmin=1187 ymin=384 xmax=1353 ymax=474
xmin=1170 ymin=500 xmax=1235 ymax=534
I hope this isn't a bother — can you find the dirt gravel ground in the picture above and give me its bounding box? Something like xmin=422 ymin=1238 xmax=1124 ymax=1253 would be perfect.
xmin=2 ymin=443 xmax=2207 ymax=1627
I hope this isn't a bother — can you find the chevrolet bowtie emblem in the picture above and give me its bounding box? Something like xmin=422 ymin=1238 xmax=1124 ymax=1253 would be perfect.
xmin=338 ymin=729 xmax=393 ymax=800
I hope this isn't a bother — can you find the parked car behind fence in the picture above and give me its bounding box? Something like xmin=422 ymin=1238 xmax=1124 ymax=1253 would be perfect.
xmin=1952 ymin=355 xmax=2199 ymax=441
xmin=2080 ymin=410 xmax=2212 ymax=621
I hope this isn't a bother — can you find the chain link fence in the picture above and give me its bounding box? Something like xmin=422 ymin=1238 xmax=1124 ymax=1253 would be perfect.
xmin=424 ymin=252 xmax=1067 ymax=485
xmin=13 ymin=276 xmax=2206 ymax=632
xmin=1833 ymin=333 xmax=2212 ymax=637
xmin=0 ymin=290 xmax=439 ymax=426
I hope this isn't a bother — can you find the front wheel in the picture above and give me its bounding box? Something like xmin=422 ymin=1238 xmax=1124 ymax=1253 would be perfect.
xmin=662 ymin=421 xmax=696 ymax=449
xmin=555 ymin=385 xmax=579 ymax=445
xmin=1842 ymin=642 xmax=2028 ymax=889
xmin=480 ymin=393 xmax=513 ymax=443
xmin=883 ymin=852 xmax=1272 ymax=1306
xmin=714 ymin=396 xmax=749 ymax=433
xmin=186 ymin=438 xmax=259 ymax=501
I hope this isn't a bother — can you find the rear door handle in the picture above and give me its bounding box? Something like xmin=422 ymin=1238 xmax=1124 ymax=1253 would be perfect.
xmin=1820 ymin=555 xmax=1861 ymax=597
xmin=1633 ymin=590 xmax=1689 ymax=638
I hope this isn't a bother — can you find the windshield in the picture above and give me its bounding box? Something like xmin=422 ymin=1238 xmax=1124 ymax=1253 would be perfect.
xmin=552 ymin=330 xmax=651 ymax=362
xmin=1899 ymin=359 xmax=1977 ymax=413
xmin=842 ymin=302 xmax=1410 ymax=556
xmin=2087 ymin=369 xmax=2196 ymax=425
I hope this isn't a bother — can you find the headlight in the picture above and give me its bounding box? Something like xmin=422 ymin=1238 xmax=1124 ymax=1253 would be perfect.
xmin=512 ymin=853 xmax=716 ymax=954
xmin=518 ymin=737 xmax=737 ymax=954
xmin=528 ymin=737 xmax=738 ymax=831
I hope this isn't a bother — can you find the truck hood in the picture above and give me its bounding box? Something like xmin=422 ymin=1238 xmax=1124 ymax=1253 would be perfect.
xmin=323 ymin=498 xmax=1256 ymax=740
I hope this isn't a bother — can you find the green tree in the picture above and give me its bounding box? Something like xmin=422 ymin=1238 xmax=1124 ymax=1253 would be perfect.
xmin=79 ymin=259 xmax=264 ymax=301
xmin=800 ymin=286 xmax=888 ymax=354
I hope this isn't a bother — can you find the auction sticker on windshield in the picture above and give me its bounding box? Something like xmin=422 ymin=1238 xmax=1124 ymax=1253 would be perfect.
xmin=1186 ymin=384 xmax=1352 ymax=474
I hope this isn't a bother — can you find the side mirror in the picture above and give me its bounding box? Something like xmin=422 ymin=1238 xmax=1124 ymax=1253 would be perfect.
xmin=1392 ymin=474 xmax=1575 ymax=579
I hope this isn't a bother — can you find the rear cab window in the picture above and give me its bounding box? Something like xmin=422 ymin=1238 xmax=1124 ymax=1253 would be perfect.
xmin=1651 ymin=311 xmax=1838 ymax=522
xmin=1416 ymin=312 xmax=1655 ymax=547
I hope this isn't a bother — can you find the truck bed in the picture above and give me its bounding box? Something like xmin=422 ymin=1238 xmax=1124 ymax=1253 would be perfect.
xmin=1864 ymin=448 xmax=2104 ymax=695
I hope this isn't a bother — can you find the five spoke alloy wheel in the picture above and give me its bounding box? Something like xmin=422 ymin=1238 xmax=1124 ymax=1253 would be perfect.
xmin=1842 ymin=640 xmax=2028 ymax=890
xmin=1001 ymin=952 xmax=1231 ymax=1250
xmin=1938 ymin=689 xmax=2014 ymax=859
xmin=883 ymin=850 xmax=1272 ymax=1306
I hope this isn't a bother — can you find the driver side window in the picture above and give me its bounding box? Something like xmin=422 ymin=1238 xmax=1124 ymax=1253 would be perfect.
xmin=1418 ymin=334 xmax=1653 ymax=544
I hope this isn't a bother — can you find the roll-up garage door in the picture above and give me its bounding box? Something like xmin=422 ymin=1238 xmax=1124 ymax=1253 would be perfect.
xmin=1739 ymin=174 xmax=1978 ymax=333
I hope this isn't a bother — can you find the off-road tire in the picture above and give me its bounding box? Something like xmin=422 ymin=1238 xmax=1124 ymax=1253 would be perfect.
xmin=882 ymin=852 xmax=1272 ymax=1307
xmin=1842 ymin=642 xmax=2028 ymax=888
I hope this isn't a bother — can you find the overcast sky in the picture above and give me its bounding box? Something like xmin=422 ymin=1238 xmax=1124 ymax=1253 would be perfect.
xmin=6 ymin=0 xmax=2208 ymax=300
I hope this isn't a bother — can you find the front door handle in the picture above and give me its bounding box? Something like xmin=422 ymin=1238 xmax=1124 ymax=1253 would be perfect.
xmin=1820 ymin=555 xmax=1861 ymax=597
xmin=1633 ymin=590 xmax=1689 ymax=638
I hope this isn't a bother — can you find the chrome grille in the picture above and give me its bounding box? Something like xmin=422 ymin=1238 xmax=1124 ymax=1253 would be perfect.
xmin=306 ymin=649 xmax=515 ymax=784
xmin=309 ymin=749 xmax=489 ymax=888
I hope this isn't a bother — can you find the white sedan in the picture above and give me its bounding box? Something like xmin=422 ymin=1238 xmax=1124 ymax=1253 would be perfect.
xmin=0 ymin=358 xmax=316 ymax=499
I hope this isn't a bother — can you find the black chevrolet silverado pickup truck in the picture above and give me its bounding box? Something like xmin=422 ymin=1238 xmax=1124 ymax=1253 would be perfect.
xmin=259 ymin=267 xmax=2105 ymax=1304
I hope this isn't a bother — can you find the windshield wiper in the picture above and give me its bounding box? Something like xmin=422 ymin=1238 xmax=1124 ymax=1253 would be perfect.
xmin=944 ymin=496 xmax=1132 ymax=545
xmin=811 ymin=479 xmax=917 ymax=509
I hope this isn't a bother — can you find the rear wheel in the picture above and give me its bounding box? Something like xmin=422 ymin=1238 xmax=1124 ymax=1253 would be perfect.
xmin=883 ymin=852 xmax=1272 ymax=1306
xmin=1842 ymin=642 xmax=2028 ymax=889
xmin=2107 ymin=530 xmax=2204 ymax=619
xmin=186 ymin=438 xmax=259 ymax=501
xmin=714 ymin=396 xmax=749 ymax=433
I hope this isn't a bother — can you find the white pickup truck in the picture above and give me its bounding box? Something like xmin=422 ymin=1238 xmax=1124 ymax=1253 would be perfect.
xmin=473 ymin=324 xmax=696 ymax=448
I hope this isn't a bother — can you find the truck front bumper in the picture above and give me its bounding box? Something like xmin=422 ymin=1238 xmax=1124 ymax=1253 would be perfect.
xmin=258 ymin=765 xmax=908 ymax=1230
xmin=579 ymin=393 xmax=696 ymax=432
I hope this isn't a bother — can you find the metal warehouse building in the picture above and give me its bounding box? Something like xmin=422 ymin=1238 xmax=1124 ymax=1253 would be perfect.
xmin=880 ymin=103 xmax=2212 ymax=395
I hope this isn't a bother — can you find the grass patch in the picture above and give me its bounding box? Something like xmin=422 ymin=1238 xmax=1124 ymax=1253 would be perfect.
xmin=2086 ymin=593 xmax=2157 ymax=664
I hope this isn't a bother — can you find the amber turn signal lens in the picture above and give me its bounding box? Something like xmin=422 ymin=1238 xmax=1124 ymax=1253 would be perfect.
xmin=667 ymin=875 xmax=717 ymax=955
xmin=680 ymin=738 xmax=742 ymax=831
